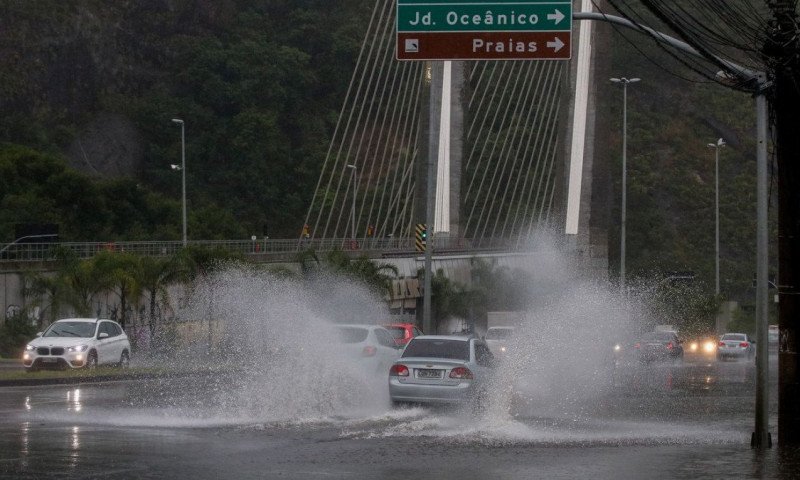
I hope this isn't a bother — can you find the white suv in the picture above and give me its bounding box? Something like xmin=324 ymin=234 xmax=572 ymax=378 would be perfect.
xmin=22 ymin=318 xmax=131 ymax=371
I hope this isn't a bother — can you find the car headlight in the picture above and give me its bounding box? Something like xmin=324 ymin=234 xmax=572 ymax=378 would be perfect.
xmin=613 ymin=344 xmax=621 ymax=352
xmin=25 ymin=344 xmax=35 ymax=352
xmin=68 ymin=345 xmax=89 ymax=353
xmin=689 ymin=342 xmax=698 ymax=352
xmin=703 ymin=341 xmax=716 ymax=353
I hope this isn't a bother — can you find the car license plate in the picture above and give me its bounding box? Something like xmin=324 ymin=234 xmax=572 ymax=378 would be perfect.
xmin=42 ymin=358 xmax=57 ymax=363
xmin=416 ymin=369 xmax=442 ymax=379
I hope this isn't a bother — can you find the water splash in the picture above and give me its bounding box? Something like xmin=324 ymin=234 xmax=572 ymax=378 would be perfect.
xmin=20 ymin=242 xmax=751 ymax=447
xmin=174 ymin=266 xmax=393 ymax=421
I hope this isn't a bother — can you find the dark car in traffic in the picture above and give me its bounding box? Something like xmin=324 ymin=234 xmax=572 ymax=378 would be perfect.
xmin=634 ymin=331 xmax=684 ymax=363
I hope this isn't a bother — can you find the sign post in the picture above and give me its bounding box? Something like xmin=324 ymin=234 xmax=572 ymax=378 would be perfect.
xmin=397 ymin=0 xmax=572 ymax=61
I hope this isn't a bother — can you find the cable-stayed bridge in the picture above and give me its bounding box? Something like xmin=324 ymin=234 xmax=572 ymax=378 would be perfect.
xmin=1 ymin=0 xmax=611 ymax=316
xmin=300 ymin=0 xmax=608 ymax=271
xmin=304 ymin=0 xmax=567 ymax=246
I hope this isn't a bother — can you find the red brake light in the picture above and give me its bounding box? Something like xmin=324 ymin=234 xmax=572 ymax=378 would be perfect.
xmin=666 ymin=342 xmax=674 ymax=350
xmin=719 ymin=341 xmax=725 ymax=346
xmin=389 ymin=364 xmax=409 ymax=377
xmin=449 ymin=367 xmax=474 ymax=380
xmin=634 ymin=342 xmax=641 ymax=349
xmin=740 ymin=342 xmax=749 ymax=348
xmin=362 ymin=346 xmax=377 ymax=357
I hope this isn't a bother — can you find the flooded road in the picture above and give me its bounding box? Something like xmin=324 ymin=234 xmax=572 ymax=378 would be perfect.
xmin=1 ymin=353 xmax=797 ymax=479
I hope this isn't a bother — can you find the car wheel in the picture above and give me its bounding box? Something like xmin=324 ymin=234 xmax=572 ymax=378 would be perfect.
xmin=119 ymin=351 xmax=130 ymax=369
xmin=86 ymin=351 xmax=98 ymax=369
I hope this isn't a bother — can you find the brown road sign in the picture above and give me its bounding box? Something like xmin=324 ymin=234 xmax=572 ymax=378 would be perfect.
xmin=397 ymin=31 xmax=570 ymax=60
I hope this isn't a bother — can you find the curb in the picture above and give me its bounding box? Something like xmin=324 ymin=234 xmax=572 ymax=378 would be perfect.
xmin=0 ymin=369 xmax=215 ymax=388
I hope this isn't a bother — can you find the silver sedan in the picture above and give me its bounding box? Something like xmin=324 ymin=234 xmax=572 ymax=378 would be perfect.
xmin=388 ymin=335 xmax=495 ymax=406
xmin=717 ymin=333 xmax=755 ymax=361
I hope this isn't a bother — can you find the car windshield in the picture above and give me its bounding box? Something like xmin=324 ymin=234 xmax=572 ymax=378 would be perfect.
xmin=486 ymin=328 xmax=513 ymax=340
xmin=384 ymin=327 xmax=406 ymax=339
xmin=43 ymin=322 xmax=96 ymax=338
xmin=335 ymin=327 xmax=369 ymax=344
xmin=640 ymin=332 xmax=674 ymax=342
xmin=722 ymin=334 xmax=746 ymax=341
xmin=402 ymin=339 xmax=469 ymax=361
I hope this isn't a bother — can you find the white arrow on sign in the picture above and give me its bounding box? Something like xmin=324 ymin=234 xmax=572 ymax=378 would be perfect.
xmin=547 ymin=9 xmax=565 ymax=25
xmin=547 ymin=37 xmax=565 ymax=53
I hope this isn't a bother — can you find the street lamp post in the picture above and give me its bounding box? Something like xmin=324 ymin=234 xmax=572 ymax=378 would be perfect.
xmin=346 ymin=164 xmax=357 ymax=242
xmin=707 ymin=138 xmax=726 ymax=296
xmin=610 ymin=77 xmax=640 ymax=292
xmin=171 ymin=118 xmax=187 ymax=247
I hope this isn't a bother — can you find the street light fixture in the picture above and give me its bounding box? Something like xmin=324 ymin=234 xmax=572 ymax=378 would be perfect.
xmin=610 ymin=77 xmax=640 ymax=292
xmin=708 ymin=138 xmax=726 ymax=296
xmin=171 ymin=118 xmax=187 ymax=247
xmin=346 ymin=164 xmax=357 ymax=242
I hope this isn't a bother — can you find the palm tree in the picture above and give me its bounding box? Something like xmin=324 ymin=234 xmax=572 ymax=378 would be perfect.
xmin=322 ymin=250 xmax=399 ymax=298
xmin=294 ymin=248 xmax=320 ymax=276
xmin=64 ymin=256 xmax=106 ymax=316
xmin=92 ymin=251 xmax=141 ymax=329
xmin=137 ymin=254 xmax=189 ymax=338
xmin=178 ymin=245 xmax=245 ymax=354
xmin=23 ymin=271 xmax=72 ymax=327
xmin=414 ymin=266 xmax=469 ymax=334
xmin=23 ymin=246 xmax=98 ymax=325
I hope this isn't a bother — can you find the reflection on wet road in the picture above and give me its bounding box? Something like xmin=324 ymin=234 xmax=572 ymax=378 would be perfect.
xmin=0 ymin=354 xmax=797 ymax=479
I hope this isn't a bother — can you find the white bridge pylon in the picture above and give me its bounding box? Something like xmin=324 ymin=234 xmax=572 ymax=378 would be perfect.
xmin=564 ymin=0 xmax=594 ymax=236
xmin=434 ymin=60 xmax=452 ymax=235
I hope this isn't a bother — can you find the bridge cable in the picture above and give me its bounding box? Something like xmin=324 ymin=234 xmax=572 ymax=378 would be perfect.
xmin=302 ymin=0 xmax=383 ymax=244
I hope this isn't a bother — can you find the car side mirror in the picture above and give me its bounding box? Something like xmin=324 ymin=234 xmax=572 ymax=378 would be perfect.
xmin=98 ymin=332 xmax=109 ymax=339
xmin=36 ymin=332 xmax=42 ymax=337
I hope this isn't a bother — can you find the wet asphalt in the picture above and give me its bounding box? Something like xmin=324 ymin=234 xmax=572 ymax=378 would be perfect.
xmin=1 ymin=352 xmax=797 ymax=480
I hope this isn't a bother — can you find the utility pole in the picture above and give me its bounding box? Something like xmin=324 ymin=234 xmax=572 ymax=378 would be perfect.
xmin=423 ymin=62 xmax=441 ymax=336
xmin=767 ymin=0 xmax=800 ymax=446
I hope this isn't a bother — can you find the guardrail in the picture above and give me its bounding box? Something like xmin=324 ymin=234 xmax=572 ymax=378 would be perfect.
xmin=0 ymin=237 xmax=527 ymax=263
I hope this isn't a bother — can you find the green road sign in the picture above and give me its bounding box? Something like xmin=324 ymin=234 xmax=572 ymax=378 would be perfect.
xmin=397 ymin=3 xmax=570 ymax=32
xmin=396 ymin=0 xmax=572 ymax=60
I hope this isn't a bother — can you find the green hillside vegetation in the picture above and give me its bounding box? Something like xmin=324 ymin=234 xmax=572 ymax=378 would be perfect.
xmin=0 ymin=0 xmax=372 ymax=240
xmin=603 ymin=24 xmax=777 ymax=305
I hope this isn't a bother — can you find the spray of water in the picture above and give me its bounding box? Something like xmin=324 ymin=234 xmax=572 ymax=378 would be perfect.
xmin=24 ymin=240 xmax=744 ymax=445
xmin=168 ymin=265 xmax=396 ymax=423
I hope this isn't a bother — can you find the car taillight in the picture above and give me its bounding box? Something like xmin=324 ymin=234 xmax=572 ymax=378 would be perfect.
xmin=389 ymin=364 xmax=409 ymax=376
xmin=740 ymin=342 xmax=749 ymax=348
xmin=634 ymin=342 xmax=641 ymax=349
xmin=362 ymin=346 xmax=377 ymax=357
xmin=719 ymin=341 xmax=725 ymax=346
xmin=666 ymin=342 xmax=674 ymax=350
xmin=449 ymin=367 xmax=474 ymax=379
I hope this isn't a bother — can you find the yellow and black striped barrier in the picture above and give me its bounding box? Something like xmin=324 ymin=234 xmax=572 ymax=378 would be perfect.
xmin=415 ymin=223 xmax=427 ymax=252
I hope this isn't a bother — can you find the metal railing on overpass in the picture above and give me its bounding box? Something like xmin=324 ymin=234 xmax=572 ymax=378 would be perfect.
xmin=0 ymin=237 xmax=529 ymax=263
